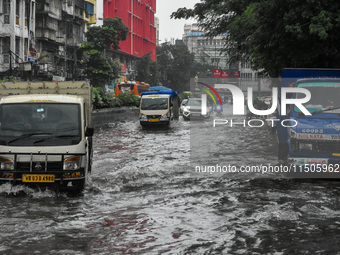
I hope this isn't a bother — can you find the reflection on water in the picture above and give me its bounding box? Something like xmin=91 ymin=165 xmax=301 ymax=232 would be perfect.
xmin=1 ymin=113 xmax=340 ymax=254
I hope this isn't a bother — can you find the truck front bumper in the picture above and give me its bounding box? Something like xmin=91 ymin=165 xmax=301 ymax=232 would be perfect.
xmin=0 ymin=169 xmax=86 ymax=183
xmin=288 ymin=157 xmax=340 ymax=165
xmin=287 ymin=157 xmax=340 ymax=178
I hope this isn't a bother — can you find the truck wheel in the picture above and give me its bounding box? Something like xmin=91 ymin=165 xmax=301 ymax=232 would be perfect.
xmin=87 ymin=137 xmax=93 ymax=173
xmin=72 ymin=179 xmax=86 ymax=193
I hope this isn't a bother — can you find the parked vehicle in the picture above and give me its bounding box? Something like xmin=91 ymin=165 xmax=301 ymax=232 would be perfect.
xmin=277 ymin=69 xmax=340 ymax=172
xmin=139 ymin=89 xmax=179 ymax=127
xmin=180 ymin=99 xmax=188 ymax=113
xmin=182 ymin=98 xmax=211 ymax=120
xmin=0 ymin=81 xmax=94 ymax=192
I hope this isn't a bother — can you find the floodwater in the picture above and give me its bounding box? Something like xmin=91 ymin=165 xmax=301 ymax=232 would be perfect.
xmin=1 ymin=106 xmax=340 ymax=254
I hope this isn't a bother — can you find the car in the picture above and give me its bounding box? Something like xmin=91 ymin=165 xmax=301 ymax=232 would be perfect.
xmin=182 ymin=98 xmax=211 ymax=120
xmin=180 ymin=99 xmax=189 ymax=113
xmin=264 ymin=97 xmax=272 ymax=106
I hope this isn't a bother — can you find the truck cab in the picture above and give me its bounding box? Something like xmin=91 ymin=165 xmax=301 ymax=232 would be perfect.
xmin=139 ymin=89 xmax=179 ymax=127
xmin=277 ymin=69 xmax=340 ymax=173
xmin=0 ymin=81 xmax=93 ymax=192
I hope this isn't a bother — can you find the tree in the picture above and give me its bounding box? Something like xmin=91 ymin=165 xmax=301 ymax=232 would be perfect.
xmin=157 ymin=43 xmax=195 ymax=91
xmin=172 ymin=0 xmax=340 ymax=77
xmin=80 ymin=18 xmax=129 ymax=86
xmin=134 ymin=53 xmax=160 ymax=86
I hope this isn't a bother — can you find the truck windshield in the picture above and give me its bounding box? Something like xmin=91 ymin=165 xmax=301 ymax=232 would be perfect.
xmin=141 ymin=97 xmax=169 ymax=110
xmin=0 ymin=103 xmax=81 ymax=146
xmin=294 ymin=82 xmax=340 ymax=114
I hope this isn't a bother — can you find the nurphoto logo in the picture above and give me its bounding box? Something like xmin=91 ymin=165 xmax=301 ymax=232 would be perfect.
xmin=198 ymin=82 xmax=312 ymax=128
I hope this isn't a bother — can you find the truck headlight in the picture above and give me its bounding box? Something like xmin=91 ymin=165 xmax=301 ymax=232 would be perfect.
xmin=299 ymin=143 xmax=313 ymax=151
xmin=0 ymin=157 xmax=14 ymax=171
xmin=63 ymin=157 xmax=81 ymax=170
xmin=160 ymin=113 xmax=169 ymax=120
xmin=140 ymin=114 xmax=147 ymax=121
xmin=288 ymin=128 xmax=297 ymax=138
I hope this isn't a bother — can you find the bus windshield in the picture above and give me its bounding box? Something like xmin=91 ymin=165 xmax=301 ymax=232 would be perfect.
xmin=0 ymin=103 xmax=81 ymax=146
xmin=141 ymin=97 xmax=169 ymax=110
xmin=115 ymin=82 xmax=150 ymax=97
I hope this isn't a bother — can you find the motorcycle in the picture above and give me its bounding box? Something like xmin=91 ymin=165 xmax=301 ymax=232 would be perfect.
xmin=215 ymin=104 xmax=223 ymax=117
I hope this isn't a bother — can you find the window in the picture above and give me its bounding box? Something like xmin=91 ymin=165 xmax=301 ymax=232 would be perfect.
xmin=24 ymin=38 xmax=28 ymax=60
xmin=25 ymin=1 xmax=29 ymax=26
xmin=3 ymin=0 xmax=10 ymax=13
xmin=67 ymin=23 xmax=73 ymax=38
xmin=85 ymin=2 xmax=94 ymax=18
xmin=16 ymin=0 xmax=20 ymax=25
xmin=3 ymin=0 xmax=11 ymax=24
xmin=2 ymin=37 xmax=10 ymax=56
xmin=2 ymin=37 xmax=10 ymax=64
xmin=15 ymin=37 xmax=20 ymax=63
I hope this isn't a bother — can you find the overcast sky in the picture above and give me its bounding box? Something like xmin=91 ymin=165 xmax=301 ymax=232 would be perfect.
xmin=156 ymin=0 xmax=200 ymax=42
xmin=97 ymin=0 xmax=200 ymax=41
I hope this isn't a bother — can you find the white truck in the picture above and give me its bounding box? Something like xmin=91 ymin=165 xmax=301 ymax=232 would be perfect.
xmin=139 ymin=89 xmax=179 ymax=127
xmin=0 ymin=81 xmax=93 ymax=192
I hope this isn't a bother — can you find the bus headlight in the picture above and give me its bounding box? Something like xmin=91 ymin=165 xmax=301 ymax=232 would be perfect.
xmin=0 ymin=157 xmax=14 ymax=171
xmin=63 ymin=157 xmax=81 ymax=170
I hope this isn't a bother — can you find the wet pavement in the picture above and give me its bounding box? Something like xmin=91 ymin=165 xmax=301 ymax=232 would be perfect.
xmin=1 ymin=107 xmax=340 ymax=254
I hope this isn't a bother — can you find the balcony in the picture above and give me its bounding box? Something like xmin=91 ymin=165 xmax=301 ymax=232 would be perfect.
xmin=35 ymin=28 xmax=57 ymax=41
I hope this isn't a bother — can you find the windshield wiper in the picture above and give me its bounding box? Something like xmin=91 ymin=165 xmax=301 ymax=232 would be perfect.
xmin=143 ymin=103 xmax=165 ymax=110
xmin=7 ymin=132 xmax=52 ymax=145
xmin=311 ymin=106 xmax=340 ymax=114
xmin=33 ymin=135 xmax=80 ymax=144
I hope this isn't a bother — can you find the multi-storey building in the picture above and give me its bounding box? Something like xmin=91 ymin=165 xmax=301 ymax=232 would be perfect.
xmin=0 ymin=0 xmax=96 ymax=80
xmin=182 ymin=23 xmax=258 ymax=79
xmin=183 ymin=24 xmax=229 ymax=70
xmin=0 ymin=0 xmax=35 ymax=75
xmin=103 ymin=0 xmax=157 ymax=79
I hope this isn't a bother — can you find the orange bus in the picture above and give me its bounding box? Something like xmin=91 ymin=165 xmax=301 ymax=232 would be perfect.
xmin=115 ymin=81 xmax=150 ymax=97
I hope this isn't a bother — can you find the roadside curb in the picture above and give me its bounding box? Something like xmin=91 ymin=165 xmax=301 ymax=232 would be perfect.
xmin=92 ymin=106 xmax=139 ymax=127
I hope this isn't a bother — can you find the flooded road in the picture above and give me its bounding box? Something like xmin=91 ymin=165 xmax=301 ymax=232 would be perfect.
xmin=1 ymin=107 xmax=340 ymax=254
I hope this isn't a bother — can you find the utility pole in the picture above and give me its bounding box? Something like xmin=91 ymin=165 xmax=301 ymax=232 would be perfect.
xmin=64 ymin=19 xmax=67 ymax=79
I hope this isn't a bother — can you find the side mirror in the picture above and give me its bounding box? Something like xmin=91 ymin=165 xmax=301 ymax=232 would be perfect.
xmin=85 ymin=127 xmax=94 ymax=137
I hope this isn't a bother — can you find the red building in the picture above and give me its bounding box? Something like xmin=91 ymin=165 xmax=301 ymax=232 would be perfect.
xmin=103 ymin=0 xmax=157 ymax=61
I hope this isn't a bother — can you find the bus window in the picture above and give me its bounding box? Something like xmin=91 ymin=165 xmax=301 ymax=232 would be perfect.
xmin=115 ymin=82 xmax=150 ymax=97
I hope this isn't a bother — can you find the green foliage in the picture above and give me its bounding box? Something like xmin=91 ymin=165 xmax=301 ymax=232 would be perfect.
xmin=135 ymin=53 xmax=160 ymax=86
xmin=0 ymin=76 xmax=19 ymax=82
xmin=85 ymin=55 xmax=121 ymax=87
xmin=133 ymin=44 xmax=196 ymax=91
xmin=172 ymin=0 xmax=340 ymax=76
xmin=92 ymin=88 xmax=140 ymax=109
xmin=116 ymin=92 xmax=141 ymax=107
xmin=82 ymin=18 xmax=129 ymax=52
xmin=157 ymin=43 xmax=195 ymax=92
xmin=92 ymin=87 xmax=120 ymax=109
xmin=192 ymin=62 xmax=216 ymax=78
xmin=80 ymin=18 xmax=129 ymax=87
xmin=179 ymin=92 xmax=192 ymax=102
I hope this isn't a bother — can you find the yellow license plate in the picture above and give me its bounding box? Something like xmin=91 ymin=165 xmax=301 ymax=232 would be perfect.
xmin=149 ymin=119 xmax=159 ymax=122
xmin=22 ymin=174 xmax=55 ymax=183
